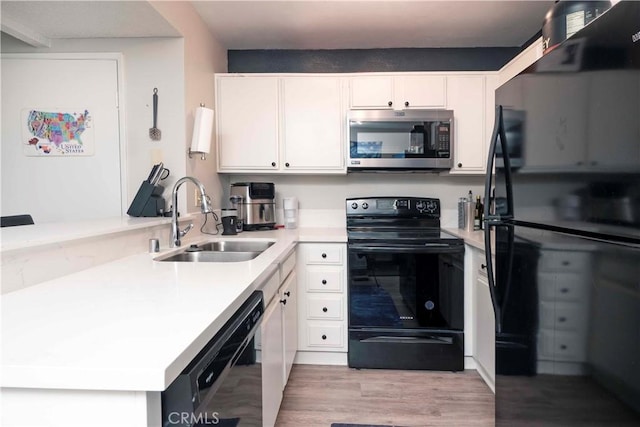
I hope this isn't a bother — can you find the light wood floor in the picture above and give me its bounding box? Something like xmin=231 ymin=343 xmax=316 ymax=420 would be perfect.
xmin=275 ymin=365 xmax=495 ymax=427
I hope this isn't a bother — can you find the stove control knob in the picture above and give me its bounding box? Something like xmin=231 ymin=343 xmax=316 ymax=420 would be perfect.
xmin=362 ymin=202 xmax=369 ymax=210
xmin=415 ymin=200 xmax=426 ymax=212
xmin=351 ymin=202 xmax=358 ymax=210
xmin=426 ymin=200 xmax=438 ymax=213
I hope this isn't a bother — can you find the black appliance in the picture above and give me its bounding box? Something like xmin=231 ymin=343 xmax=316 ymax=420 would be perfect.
xmin=162 ymin=291 xmax=264 ymax=427
xmin=484 ymin=1 xmax=640 ymax=424
xmin=347 ymin=197 xmax=465 ymax=371
xmin=347 ymin=109 xmax=454 ymax=171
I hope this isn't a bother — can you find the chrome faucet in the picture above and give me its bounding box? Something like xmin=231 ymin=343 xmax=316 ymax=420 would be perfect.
xmin=170 ymin=176 xmax=212 ymax=247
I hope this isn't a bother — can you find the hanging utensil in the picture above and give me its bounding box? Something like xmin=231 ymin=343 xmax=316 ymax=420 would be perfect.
xmin=149 ymin=88 xmax=161 ymax=140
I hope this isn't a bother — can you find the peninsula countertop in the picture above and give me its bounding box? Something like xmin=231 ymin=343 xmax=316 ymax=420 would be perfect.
xmin=1 ymin=227 xmax=347 ymax=392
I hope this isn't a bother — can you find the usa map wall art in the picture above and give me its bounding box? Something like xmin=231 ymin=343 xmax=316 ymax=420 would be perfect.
xmin=22 ymin=109 xmax=95 ymax=156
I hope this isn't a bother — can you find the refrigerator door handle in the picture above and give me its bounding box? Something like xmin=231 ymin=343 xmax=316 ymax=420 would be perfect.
xmin=483 ymin=104 xmax=506 ymax=333
xmin=484 ymin=105 xmax=502 ymax=224
xmin=484 ymin=220 xmax=503 ymax=334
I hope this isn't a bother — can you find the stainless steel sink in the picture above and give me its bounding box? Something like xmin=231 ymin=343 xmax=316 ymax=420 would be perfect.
xmin=157 ymin=251 xmax=261 ymax=263
xmin=192 ymin=240 xmax=274 ymax=253
xmin=155 ymin=240 xmax=275 ymax=262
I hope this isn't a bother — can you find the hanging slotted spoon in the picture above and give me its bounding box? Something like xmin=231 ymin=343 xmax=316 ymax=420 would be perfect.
xmin=149 ymin=88 xmax=161 ymax=140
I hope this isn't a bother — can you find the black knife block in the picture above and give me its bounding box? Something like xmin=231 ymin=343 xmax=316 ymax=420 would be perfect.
xmin=127 ymin=182 xmax=165 ymax=217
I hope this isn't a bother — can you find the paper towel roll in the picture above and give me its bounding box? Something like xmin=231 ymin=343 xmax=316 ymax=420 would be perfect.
xmin=190 ymin=106 xmax=214 ymax=155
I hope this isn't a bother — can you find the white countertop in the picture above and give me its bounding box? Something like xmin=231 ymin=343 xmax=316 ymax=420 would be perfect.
xmin=444 ymin=227 xmax=486 ymax=251
xmin=1 ymin=227 xmax=346 ymax=392
xmin=0 ymin=216 xmax=184 ymax=252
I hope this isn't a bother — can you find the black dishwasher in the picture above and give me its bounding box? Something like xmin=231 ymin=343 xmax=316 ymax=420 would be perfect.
xmin=162 ymin=291 xmax=264 ymax=427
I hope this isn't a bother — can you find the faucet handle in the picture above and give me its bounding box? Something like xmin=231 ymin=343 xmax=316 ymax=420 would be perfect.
xmin=179 ymin=223 xmax=194 ymax=238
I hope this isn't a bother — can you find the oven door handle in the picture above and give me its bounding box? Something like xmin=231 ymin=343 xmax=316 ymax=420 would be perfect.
xmin=348 ymin=243 xmax=463 ymax=254
xmin=360 ymin=335 xmax=454 ymax=345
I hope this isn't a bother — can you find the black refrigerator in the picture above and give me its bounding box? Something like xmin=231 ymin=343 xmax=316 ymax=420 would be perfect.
xmin=483 ymin=1 xmax=640 ymax=425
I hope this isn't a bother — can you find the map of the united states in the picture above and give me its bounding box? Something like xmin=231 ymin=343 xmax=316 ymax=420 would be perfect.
xmin=27 ymin=109 xmax=89 ymax=147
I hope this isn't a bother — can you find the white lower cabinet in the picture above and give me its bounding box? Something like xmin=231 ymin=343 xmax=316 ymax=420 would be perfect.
xmin=281 ymin=271 xmax=297 ymax=384
xmin=296 ymin=243 xmax=348 ymax=364
xmin=470 ymin=246 xmax=495 ymax=391
xmin=258 ymin=251 xmax=298 ymax=427
xmin=261 ymin=293 xmax=284 ymax=427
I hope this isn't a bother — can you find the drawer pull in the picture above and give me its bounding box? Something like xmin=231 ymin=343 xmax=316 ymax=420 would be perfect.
xmin=481 ymin=264 xmax=486 ymax=270
xmin=560 ymin=344 xmax=567 ymax=350
xmin=558 ymin=316 xmax=566 ymax=323
xmin=321 ymin=253 xmax=327 ymax=259
xmin=560 ymin=288 xmax=569 ymax=294
xmin=284 ymin=291 xmax=291 ymax=297
xmin=322 ymin=307 xmax=328 ymax=313
xmin=562 ymin=260 xmax=570 ymax=266
xmin=280 ymin=299 xmax=287 ymax=305
xmin=322 ymin=279 xmax=327 ymax=285
xmin=322 ymin=334 xmax=327 ymax=340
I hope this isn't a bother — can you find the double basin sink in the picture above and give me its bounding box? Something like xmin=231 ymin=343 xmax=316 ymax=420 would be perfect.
xmin=155 ymin=240 xmax=275 ymax=263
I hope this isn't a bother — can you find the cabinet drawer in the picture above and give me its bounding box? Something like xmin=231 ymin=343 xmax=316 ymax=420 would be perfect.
xmin=307 ymin=323 xmax=344 ymax=348
xmin=538 ymin=251 xmax=590 ymax=272
xmin=538 ymin=272 xmax=588 ymax=302
xmin=539 ymin=301 xmax=588 ymax=331
xmin=537 ymin=329 xmax=587 ymax=361
xmin=306 ymin=267 xmax=344 ymax=292
xmin=307 ymin=295 xmax=343 ymax=320
xmin=306 ymin=245 xmax=343 ymax=265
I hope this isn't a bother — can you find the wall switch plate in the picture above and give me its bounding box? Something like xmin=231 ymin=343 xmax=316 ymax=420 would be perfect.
xmin=194 ymin=189 xmax=202 ymax=207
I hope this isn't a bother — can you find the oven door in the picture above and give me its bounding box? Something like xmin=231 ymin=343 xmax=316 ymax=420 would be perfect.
xmin=348 ymin=242 xmax=464 ymax=330
xmin=347 ymin=242 xmax=465 ymax=370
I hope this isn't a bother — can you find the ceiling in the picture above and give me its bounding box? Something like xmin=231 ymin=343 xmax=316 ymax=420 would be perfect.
xmin=1 ymin=1 xmax=555 ymax=50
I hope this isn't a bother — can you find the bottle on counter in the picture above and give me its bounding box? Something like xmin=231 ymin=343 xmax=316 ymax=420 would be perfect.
xmin=474 ymin=196 xmax=484 ymax=230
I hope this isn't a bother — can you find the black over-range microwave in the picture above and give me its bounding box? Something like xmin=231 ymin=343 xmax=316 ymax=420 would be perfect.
xmin=347 ymin=109 xmax=454 ymax=171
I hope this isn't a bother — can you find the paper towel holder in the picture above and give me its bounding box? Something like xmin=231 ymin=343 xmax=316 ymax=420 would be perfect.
xmin=188 ymin=103 xmax=213 ymax=161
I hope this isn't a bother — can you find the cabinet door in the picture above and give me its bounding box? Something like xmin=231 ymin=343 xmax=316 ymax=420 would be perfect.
xmin=282 ymin=77 xmax=344 ymax=171
xmin=280 ymin=272 xmax=298 ymax=385
xmin=474 ymin=274 xmax=495 ymax=388
xmin=399 ymin=75 xmax=446 ymax=108
xmin=261 ymin=297 xmax=284 ymax=427
xmin=350 ymin=76 xmax=394 ymax=109
xmin=447 ymin=75 xmax=486 ymax=173
xmin=216 ymin=76 xmax=279 ymax=171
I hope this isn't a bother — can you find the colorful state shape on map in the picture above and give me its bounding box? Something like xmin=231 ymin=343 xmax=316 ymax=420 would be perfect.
xmin=27 ymin=110 xmax=90 ymax=147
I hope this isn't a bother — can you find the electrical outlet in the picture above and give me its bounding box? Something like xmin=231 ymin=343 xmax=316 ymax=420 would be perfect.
xmin=194 ymin=189 xmax=202 ymax=207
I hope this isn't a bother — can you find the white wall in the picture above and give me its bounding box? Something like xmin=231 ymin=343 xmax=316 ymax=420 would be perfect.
xmin=1 ymin=35 xmax=188 ymax=213
xmin=150 ymin=1 xmax=227 ymax=212
xmin=1 ymin=2 xmax=228 ymax=217
xmin=225 ymin=173 xmax=485 ymax=227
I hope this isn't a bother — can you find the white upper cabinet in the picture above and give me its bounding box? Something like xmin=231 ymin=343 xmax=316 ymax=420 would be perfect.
xmin=350 ymin=74 xmax=446 ymax=109
xmin=216 ymin=74 xmax=346 ymax=174
xmin=216 ymin=76 xmax=279 ymax=171
xmin=281 ymin=76 xmax=344 ymax=171
xmin=447 ymin=74 xmax=488 ymax=174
